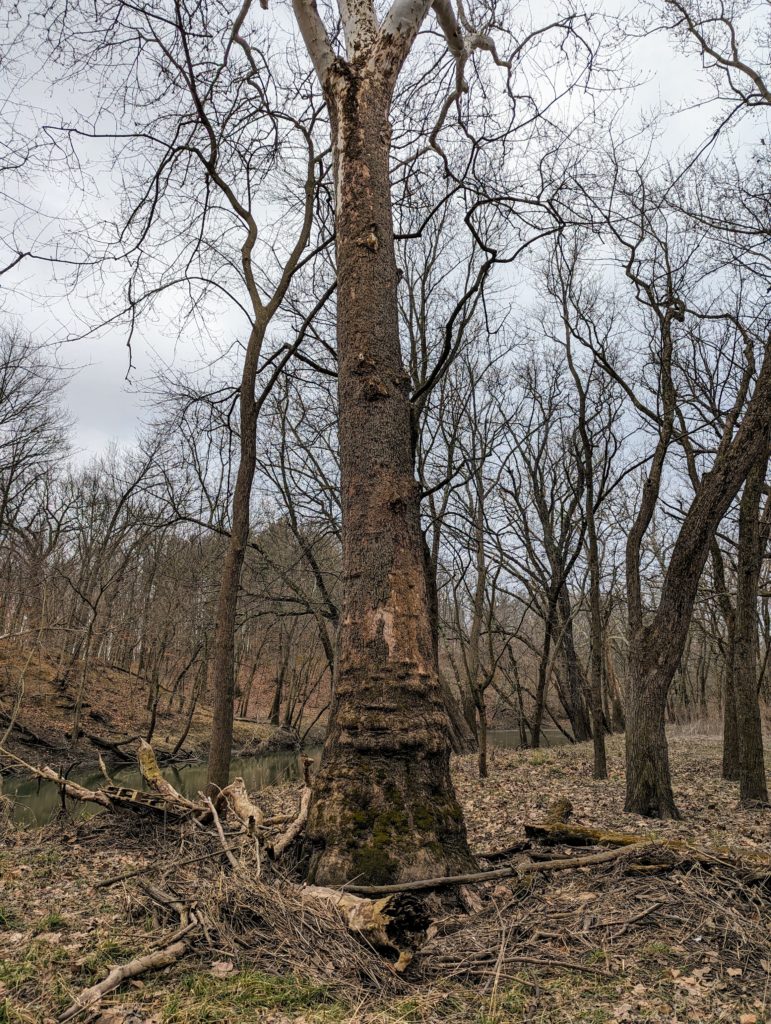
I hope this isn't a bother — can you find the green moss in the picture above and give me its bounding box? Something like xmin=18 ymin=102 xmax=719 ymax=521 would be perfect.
xmin=639 ymin=941 xmax=672 ymax=961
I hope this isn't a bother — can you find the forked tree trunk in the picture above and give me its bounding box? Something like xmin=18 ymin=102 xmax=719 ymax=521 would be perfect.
xmin=304 ymin=75 xmax=473 ymax=885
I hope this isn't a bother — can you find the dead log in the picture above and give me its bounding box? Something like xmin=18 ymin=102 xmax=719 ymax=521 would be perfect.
xmin=0 ymin=748 xmax=113 ymax=808
xmin=301 ymin=886 xmax=430 ymax=971
xmin=137 ymin=739 xmax=202 ymax=811
xmin=524 ymin=821 xmax=771 ymax=874
xmin=0 ymin=710 xmax=62 ymax=750
xmin=84 ymin=731 xmax=137 ymax=762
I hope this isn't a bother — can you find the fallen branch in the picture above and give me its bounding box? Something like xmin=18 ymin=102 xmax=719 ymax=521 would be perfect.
xmin=524 ymin=821 xmax=771 ymax=874
xmin=270 ymin=786 xmax=311 ymax=857
xmin=95 ymin=840 xmax=251 ymax=889
xmin=218 ymin=776 xmax=264 ymax=832
xmin=340 ymin=844 xmax=649 ymax=896
xmin=204 ymin=795 xmax=241 ymax=871
xmin=84 ymin=731 xmax=137 ymax=761
xmin=0 ymin=748 xmax=113 ymax=808
xmin=58 ymin=939 xmax=189 ymax=1022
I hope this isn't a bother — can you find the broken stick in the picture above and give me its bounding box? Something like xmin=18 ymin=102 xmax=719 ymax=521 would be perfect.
xmin=58 ymin=939 xmax=189 ymax=1022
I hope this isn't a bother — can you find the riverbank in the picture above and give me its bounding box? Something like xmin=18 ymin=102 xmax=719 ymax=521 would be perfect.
xmin=2 ymin=734 xmax=769 ymax=1023
xmin=0 ymin=640 xmax=302 ymax=771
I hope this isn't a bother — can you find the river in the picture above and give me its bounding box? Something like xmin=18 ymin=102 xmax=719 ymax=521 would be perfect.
xmin=2 ymin=727 xmax=568 ymax=825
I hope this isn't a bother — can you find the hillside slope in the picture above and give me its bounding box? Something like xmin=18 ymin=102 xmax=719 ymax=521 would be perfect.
xmin=0 ymin=640 xmax=292 ymax=766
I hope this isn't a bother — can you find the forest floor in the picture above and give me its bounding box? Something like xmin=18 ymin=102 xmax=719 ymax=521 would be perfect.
xmin=2 ymin=732 xmax=770 ymax=1024
xmin=0 ymin=641 xmax=298 ymax=767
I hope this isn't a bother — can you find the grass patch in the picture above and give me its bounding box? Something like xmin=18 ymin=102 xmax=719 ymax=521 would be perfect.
xmin=0 ymin=936 xmax=73 ymax=1023
xmin=77 ymin=939 xmax=135 ymax=982
xmin=0 ymin=905 xmax=20 ymax=929
xmin=31 ymin=911 xmax=66 ymax=935
xmin=160 ymin=968 xmax=347 ymax=1023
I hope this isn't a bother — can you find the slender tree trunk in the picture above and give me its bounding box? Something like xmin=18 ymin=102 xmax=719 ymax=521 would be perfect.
xmin=712 ymin=543 xmax=740 ymax=779
xmin=625 ymin=344 xmax=771 ymax=817
xmin=423 ymin=536 xmax=475 ymax=753
xmin=603 ymin=635 xmax=625 ymax=732
xmin=440 ymin=670 xmax=477 ymax=754
xmin=269 ymin=665 xmax=286 ymax=728
xmin=722 ymin=650 xmax=740 ymax=780
xmin=207 ymin=318 xmax=264 ymax=792
xmin=733 ymin=444 xmax=768 ymax=803
xmin=532 ymin=601 xmax=556 ymax=747
xmin=477 ymin=694 xmax=488 ymax=779
xmin=305 ymin=77 xmax=472 ymax=885
xmin=556 ymin=591 xmax=592 ymax=742
xmin=586 ymin=528 xmax=607 ymax=778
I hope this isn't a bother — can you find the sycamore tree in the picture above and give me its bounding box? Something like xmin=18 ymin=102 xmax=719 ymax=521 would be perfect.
xmin=279 ymin=0 xmax=601 ymax=882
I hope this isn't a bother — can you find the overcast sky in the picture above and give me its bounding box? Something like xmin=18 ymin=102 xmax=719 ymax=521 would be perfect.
xmin=0 ymin=0 xmax=761 ymax=459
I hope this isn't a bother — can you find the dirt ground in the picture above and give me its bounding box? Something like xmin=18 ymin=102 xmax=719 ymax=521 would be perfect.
xmin=1 ymin=733 xmax=770 ymax=1024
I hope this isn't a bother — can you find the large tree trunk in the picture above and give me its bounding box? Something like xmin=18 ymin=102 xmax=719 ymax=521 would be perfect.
xmin=624 ymin=647 xmax=679 ymax=818
xmin=733 ymin=443 xmax=768 ymax=804
xmin=304 ymin=76 xmax=472 ymax=885
xmin=207 ymin=320 xmax=263 ymax=792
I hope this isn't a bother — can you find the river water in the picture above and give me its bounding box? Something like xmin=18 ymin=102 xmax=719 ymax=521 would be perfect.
xmin=2 ymin=728 xmax=567 ymax=825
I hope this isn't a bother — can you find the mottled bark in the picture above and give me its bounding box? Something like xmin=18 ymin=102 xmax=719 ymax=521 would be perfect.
xmin=304 ymin=74 xmax=472 ymax=884
xmin=624 ymin=647 xmax=679 ymax=818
